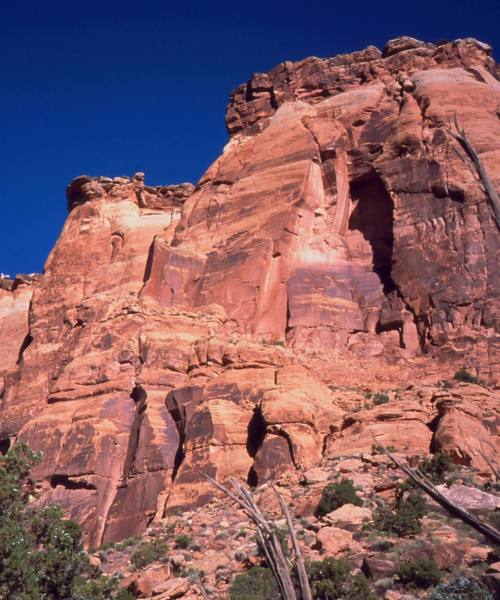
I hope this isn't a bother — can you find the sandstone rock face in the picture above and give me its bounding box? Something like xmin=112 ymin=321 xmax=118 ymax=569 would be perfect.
xmin=0 ymin=274 xmax=39 ymax=440
xmin=0 ymin=37 xmax=499 ymax=547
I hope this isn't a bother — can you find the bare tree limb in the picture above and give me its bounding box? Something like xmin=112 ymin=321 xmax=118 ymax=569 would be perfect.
xmin=202 ymin=474 xmax=298 ymax=599
xmin=373 ymin=441 xmax=500 ymax=545
xmin=272 ymin=484 xmax=313 ymax=600
xmin=256 ymin=527 xmax=284 ymax=596
xmin=447 ymin=116 xmax=500 ymax=230
xmin=197 ymin=577 xmax=210 ymax=600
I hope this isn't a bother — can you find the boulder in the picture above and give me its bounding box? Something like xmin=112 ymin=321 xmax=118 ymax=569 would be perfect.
xmin=324 ymin=504 xmax=373 ymax=527
xmin=315 ymin=526 xmax=355 ymax=555
xmin=129 ymin=565 xmax=172 ymax=598
xmin=362 ymin=557 xmax=397 ymax=580
xmin=435 ymin=484 xmax=500 ymax=511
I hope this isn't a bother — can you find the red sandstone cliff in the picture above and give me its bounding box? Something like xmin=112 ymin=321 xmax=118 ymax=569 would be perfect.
xmin=0 ymin=36 xmax=499 ymax=548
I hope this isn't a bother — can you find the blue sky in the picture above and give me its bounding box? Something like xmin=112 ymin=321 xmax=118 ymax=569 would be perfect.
xmin=1 ymin=0 xmax=499 ymax=276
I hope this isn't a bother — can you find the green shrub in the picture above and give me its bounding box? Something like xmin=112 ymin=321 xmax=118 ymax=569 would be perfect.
xmin=373 ymin=491 xmax=427 ymax=536
xmin=397 ymin=558 xmax=441 ymax=588
xmin=315 ymin=479 xmax=363 ymax=518
xmin=373 ymin=392 xmax=389 ymax=405
xmin=429 ymin=576 xmax=494 ymax=599
xmin=73 ymin=574 xmax=135 ymax=600
xmin=114 ymin=536 xmax=140 ymax=552
xmin=174 ymin=534 xmax=193 ymax=549
xmin=306 ymin=557 xmax=376 ymax=599
xmin=130 ymin=537 xmax=168 ymax=570
xmin=453 ymin=368 xmax=483 ymax=385
xmin=229 ymin=566 xmax=280 ymax=600
xmin=100 ymin=536 xmax=140 ymax=554
xmin=418 ymin=452 xmax=454 ymax=484
xmin=115 ymin=590 xmax=136 ymax=600
xmin=0 ymin=442 xmax=125 ymax=599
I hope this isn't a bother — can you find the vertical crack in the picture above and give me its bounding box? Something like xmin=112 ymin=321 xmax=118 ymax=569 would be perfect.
xmin=165 ymin=390 xmax=187 ymax=482
xmin=122 ymin=385 xmax=147 ymax=481
xmin=16 ymin=333 xmax=33 ymax=366
xmin=246 ymin=406 xmax=267 ymax=487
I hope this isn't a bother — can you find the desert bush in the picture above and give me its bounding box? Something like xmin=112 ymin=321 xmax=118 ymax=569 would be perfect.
xmin=114 ymin=536 xmax=140 ymax=551
xmin=229 ymin=566 xmax=280 ymax=600
xmin=429 ymin=576 xmax=494 ymax=599
xmin=418 ymin=452 xmax=455 ymax=484
xmin=174 ymin=534 xmax=193 ymax=549
xmin=73 ymin=575 xmax=135 ymax=600
xmin=373 ymin=392 xmax=389 ymax=405
xmin=315 ymin=478 xmax=363 ymax=517
xmin=397 ymin=557 xmax=441 ymax=588
xmin=306 ymin=557 xmax=376 ymax=599
xmin=453 ymin=368 xmax=484 ymax=385
xmin=130 ymin=537 xmax=168 ymax=570
xmin=373 ymin=491 xmax=427 ymax=536
xmin=0 ymin=442 xmax=127 ymax=599
xmin=100 ymin=536 xmax=140 ymax=554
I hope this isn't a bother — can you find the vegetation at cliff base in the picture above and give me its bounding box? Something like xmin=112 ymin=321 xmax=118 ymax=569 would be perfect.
xmin=373 ymin=490 xmax=427 ymax=536
xmin=174 ymin=533 xmax=193 ymax=549
xmin=397 ymin=557 xmax=442 ymax=588
xmin=130 ymin=536 xmax=168 ymax=570
xmin=417 ymin=451 xmax=454 ymax=484
xmin=0 ymin=442 xmax=132 ymax=600
xmin=429 ymin=576 xmax=494 ymax=599
xmin=306 ymin=557 xmax=377 ymax=600
xmin=229 ymin=566 xmax=280 ymax=600
xmin=373 ymin=392 xmax=390 ymax=405
xmin=315 ymin=478 xmax=363 ymax=518
xmin=453 ymin=367 xmax=485 ymax=386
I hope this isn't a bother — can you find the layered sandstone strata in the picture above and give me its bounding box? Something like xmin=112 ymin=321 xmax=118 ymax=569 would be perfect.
xmin=0 ymin=37 xmax=499 ymax=547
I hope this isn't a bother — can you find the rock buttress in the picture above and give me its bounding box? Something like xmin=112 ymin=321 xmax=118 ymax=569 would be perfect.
xmin=1 ymin=37 xmax=499 ymax=546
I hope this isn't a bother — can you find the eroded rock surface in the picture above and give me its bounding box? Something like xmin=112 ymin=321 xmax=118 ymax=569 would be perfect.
xmin=0 ymin=37 xmax=499 ymax=547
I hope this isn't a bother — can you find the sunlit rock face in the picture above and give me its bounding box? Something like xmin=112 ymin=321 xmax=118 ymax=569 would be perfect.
xmin=0 ymin=37 xmax=499 ymax=547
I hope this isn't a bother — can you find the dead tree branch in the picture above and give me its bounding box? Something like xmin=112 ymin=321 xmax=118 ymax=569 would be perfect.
xmin=203 ymin=474 xmax=313 ymax=599
xmin=203 ymin=475 xmax=296 ymax=598
xmin=272 ymin=484 xmax=313 ymax=600
xmin=373 ymin=441 xmax=500 ymax=546
xmin=197 ymin=577 xmax=210 ymax=600
xmin=448 ymin=116 xmax=500 ymax=230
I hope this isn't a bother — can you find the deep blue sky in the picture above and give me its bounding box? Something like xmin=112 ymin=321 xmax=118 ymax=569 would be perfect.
xmin=2 ymin=0 xmax=499 ymax=276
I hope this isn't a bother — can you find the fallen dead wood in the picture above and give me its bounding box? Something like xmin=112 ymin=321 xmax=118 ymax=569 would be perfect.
xmin=374 ymin=441 xmax=500 ymax=546
xmin=448 ymin=117 xmax=500 ymax=230
xmin=197 ymin=577 xmax=210 ymax=600
xmin=203 ymin=474 xmax=313 ymax=600
xmin=272 ymin=484 xmax=313 ymax=600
